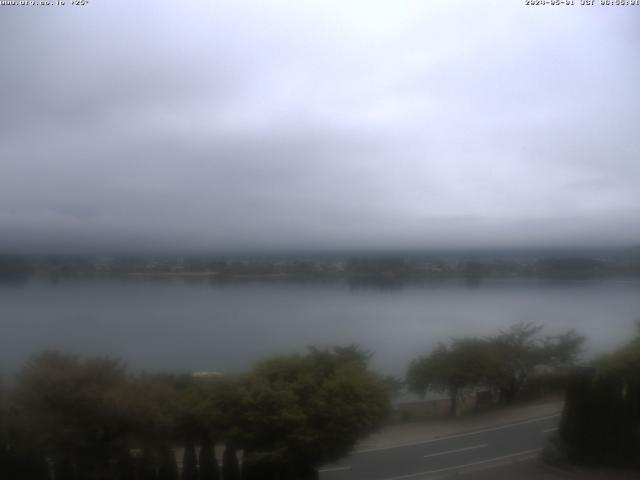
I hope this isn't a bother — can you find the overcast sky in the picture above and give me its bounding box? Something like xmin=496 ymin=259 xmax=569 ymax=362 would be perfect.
xmin=1 ymin=0 xmax=639 ymax=253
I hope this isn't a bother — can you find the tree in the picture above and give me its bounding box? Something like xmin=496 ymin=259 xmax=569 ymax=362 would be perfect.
xmin=406 ymin=338 xmax=499 ymax=415
xmin=199 ymin=433 xmax=220 ymax=480
xmin=407 ymin=323 xmax=585 ymax=411
xmin=489 ymin=323 xmax=545 ymax=403
xmin=136 ymin=448 xmax=158 ymax=480
xmin=2 ymin=346 xmax=389 ymax=480
xmin=222 ymin=444 xmax=240 ymax=480
xmin=122 ymin=373 xmax=214 ymax=480
xmin=14 ymin=351 xmax=131 ymax=480
xmin=157 ymin=444 xmax=178 ymax=480
xmin=560 ymin=326 xmax=640 ymax=467
xmin=0 ymin=378 xmax=49 ymax=480
xmin=182 ymin=439 xmax=198 ymax=480
xmin=490 ymin=323 xmax=585 ymax=403
xmin=231 ymin=346 xmax=389 ymax=479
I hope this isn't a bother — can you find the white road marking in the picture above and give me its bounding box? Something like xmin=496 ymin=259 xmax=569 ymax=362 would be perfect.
xmin=355 ymin=413 xmax=560 ymax=454
xmin=380 ymin=448 xmax=542 ymax=480
xmin=318 ymin=466 xmax=352 ymax=473
xmin=542 ymin=427 xmax=558 ymax=433
xmin=423 ymin=443 xmax=488 ymax=459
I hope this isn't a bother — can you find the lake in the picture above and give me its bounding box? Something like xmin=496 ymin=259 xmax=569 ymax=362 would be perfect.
xmin=1 ymin=277 xmax=639 ymax=376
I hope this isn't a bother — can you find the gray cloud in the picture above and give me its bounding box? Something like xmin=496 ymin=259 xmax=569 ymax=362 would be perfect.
xmin=1 ymin=0 xmax=639 ymax=253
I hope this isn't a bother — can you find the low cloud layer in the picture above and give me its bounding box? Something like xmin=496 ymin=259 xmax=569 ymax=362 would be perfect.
xmin=1 ymin=1 xmax=639 ymax=253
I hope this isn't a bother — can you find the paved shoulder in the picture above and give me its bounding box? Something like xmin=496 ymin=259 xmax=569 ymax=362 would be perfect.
xmin=356 ymin=399 xmax=563 ymax=453
xmin=320 ymin=400 xmax=564 ymax=480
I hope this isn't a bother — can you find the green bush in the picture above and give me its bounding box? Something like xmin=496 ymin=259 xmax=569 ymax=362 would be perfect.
xmin=560 ymin=332 xmax=640 ymax=468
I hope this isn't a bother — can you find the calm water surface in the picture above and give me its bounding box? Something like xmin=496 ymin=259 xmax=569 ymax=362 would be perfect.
xmin=1 ymin=277 xmax=639 ymax=375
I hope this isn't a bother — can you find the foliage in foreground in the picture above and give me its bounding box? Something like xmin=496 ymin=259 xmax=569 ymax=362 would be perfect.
xmin=235 ymin=346 xmax=389 ymax=477
xmin=0 ymin=346 xmax=390 ymax=480
xmin=560 ymin=326 xmax=640 ymax=468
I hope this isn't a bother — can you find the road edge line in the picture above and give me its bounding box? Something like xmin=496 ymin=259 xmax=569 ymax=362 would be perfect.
xmin=354 ymin=413 xmax=561 ymax=454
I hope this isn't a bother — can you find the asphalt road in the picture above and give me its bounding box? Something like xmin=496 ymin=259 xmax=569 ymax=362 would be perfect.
xmin=319 ymin=414 xmax=561 ymax=480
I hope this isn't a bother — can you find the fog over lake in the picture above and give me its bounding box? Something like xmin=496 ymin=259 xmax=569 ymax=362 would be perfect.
xmin=3 ymin=2 xmax=639 ymax=383
xmin=1 ymin=278 xmax=639 ymax=376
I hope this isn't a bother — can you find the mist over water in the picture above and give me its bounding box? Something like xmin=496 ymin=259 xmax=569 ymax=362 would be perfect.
xmin=2 ymin=277 xmax=638 ymax=376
